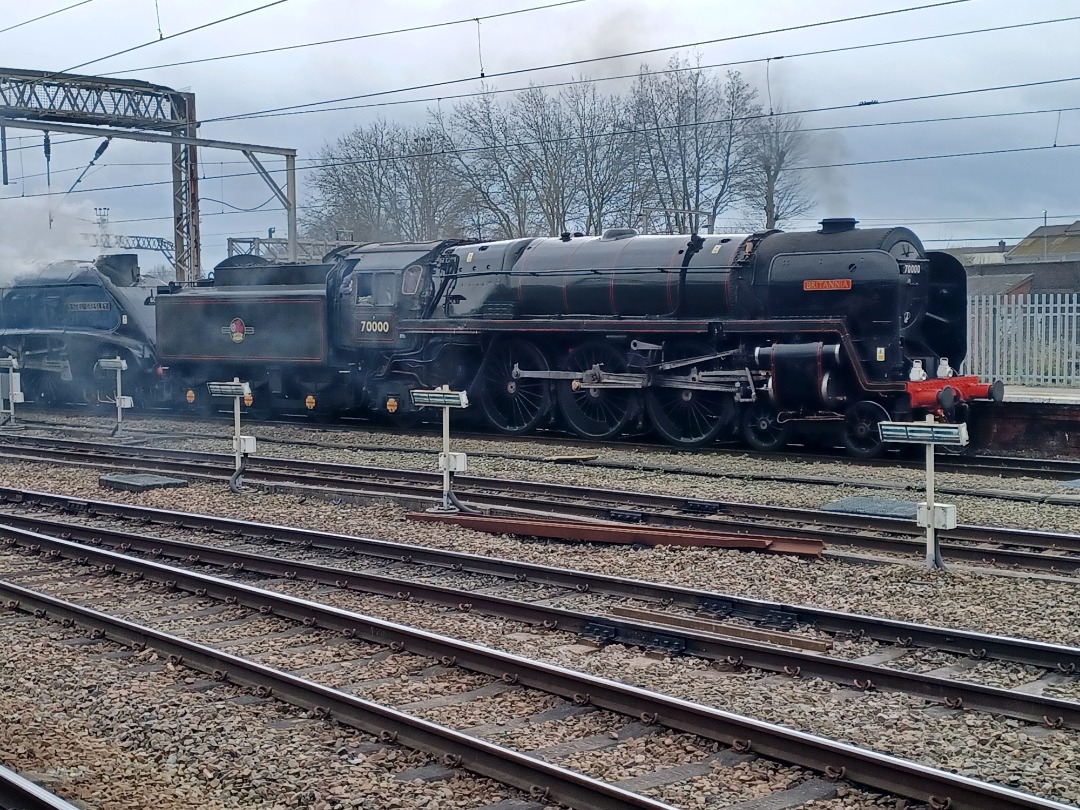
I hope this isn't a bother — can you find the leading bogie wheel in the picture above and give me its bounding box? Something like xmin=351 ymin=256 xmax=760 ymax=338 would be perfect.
xmin=842 ymin=400 xmax=892 ymax=459
xmin=740 ymin=401 xmax=792 ymax=452
xmin=476 ymin=338 xmax=552 ymax=435
xmin=556 ymin=340 xmax=638 ymax=439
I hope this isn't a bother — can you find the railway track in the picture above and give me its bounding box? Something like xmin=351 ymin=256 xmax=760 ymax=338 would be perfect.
xmin=0 ymin=764 xmax=81 ymax=810
xmin=0 ymin=435 xmax=1079 ymax=575
xmin=18 ymin=408 xmax=1080 ymax=480
xmin=0 ymin=524 xmax=1072 ymax=810
xmin=1 ymin=499 xmax=1077 ymax=732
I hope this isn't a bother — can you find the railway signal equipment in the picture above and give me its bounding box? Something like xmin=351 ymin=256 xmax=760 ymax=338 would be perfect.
xmin=207 ymin=379 xmax=256 ymax=493
xmin=410 ymin=386 xmax=469 ymax=512
xmin=879 ymin=415 xmax=969 ymax=569
xmin=0 ymin=357 xmax=22 ymax=429
xmin=95 ymin=356 xmax=132 ymax=435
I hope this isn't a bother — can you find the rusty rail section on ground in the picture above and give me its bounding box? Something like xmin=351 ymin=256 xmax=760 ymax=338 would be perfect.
xmin=408 ymin=512 xmax=823 ymax=557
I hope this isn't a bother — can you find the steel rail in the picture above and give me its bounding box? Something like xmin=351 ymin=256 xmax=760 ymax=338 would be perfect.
xmin=0 ymin=764 xmax=82 ymax=810
xmin=0 ymin=437 xmax=1079 ymax=571
xmin=2 ymin=485 xmax=1078 ymax=673
xmin=0 ymin=580 xmax=676 ymax=810
xmin=18 ymin=409 xmax=1080 ymax=480
xmin=7 ymin=512 xmax=1077 ymax=730
xmin=0 ymin=528 xmax=1072 ymax=810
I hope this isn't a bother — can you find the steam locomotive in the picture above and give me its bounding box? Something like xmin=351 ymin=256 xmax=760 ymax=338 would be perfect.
xmin=0 ymin=219 xmax=1003 ymax=457
xmin=0 ymin=254 xmax=165 ymax=406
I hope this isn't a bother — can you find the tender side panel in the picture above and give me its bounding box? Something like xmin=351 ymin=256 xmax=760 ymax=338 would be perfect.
xmin=156 ymin=290 xmax=328 ymax=363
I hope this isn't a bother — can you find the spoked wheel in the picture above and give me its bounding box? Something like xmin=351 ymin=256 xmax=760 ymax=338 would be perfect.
xmin=556 ymin=340 xmax=638 ymax=439
xmin=842 ymin=400 xmax=892 ymax=459
xmin=476 ymin=339 xmax=552 ymax=434
xmin=20 ymin=371 xmax=71 ymax=407
xmin=740 ymin=402 xmax=792 ymax=452
xmin=645 ymin=342 xmax=734 ymax=448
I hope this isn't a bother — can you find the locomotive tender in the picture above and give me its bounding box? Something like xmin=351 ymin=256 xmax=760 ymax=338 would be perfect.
xmin=151 ymin=218 xmax=1001 ymax=457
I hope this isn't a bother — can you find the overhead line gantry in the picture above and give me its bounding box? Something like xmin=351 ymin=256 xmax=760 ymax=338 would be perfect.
xmin=0 ymin=68 xmax=297 ymax=280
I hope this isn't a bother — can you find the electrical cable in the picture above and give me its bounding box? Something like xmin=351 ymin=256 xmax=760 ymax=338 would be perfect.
xmin=62 ymin=0 xmax=294 ymax=73
xmin=204 ymin=0 xmax=977 ymax=123
xmin=0 ymin=0 xmax=98 ymax=36
xmin=200 ymin=195 xmax=276 ymax=212
xmin=105 ymin=0 xmax=587 ymax=76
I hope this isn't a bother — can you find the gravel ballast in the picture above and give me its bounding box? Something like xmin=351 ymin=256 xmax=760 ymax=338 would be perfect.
xmin=1 ymin=417 xmax=1078 ymax=807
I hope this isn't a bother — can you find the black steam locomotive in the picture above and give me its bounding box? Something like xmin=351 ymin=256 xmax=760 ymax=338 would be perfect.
xmin=147 ymin=219 xmax=997 ymax=457
xmin=0 ymin=254 xmax=165 ymax=406
xmin=146 ymin=218 xmax=1000 ymax=457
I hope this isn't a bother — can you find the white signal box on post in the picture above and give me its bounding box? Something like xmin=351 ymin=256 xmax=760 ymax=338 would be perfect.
xmin=878 ymin=422 xmax=969 ymax=446
xmin=878 ymin=416 xmax=969 ymax=569
xmin=95 ymin=357 xmax=131 ymax=435
xmin=0 ymin=357 xmax=23 ymax=429
xmin=410 ymin=386 xmax=469 ymax=512
xmin=207 ymin=378 xmax=256 ymax=493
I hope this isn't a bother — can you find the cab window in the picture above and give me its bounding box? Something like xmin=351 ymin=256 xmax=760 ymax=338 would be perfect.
xmin=356 ymin=272 xmax=397 ymax=307
xmin=401 ymin=264 xmax=424 ymax=296
xmin=355 ymin=273 xmax=373 ymax=305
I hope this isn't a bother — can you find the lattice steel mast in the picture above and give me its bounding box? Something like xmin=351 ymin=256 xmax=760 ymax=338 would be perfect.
xmin=0 ymin=68 xmax=297 ymax=280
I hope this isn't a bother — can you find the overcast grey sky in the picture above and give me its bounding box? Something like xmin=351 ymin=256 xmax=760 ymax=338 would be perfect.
xmin=2 ymin=0 xmax=1079 ymax=269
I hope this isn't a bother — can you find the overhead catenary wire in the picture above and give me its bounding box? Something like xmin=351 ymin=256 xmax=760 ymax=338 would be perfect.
xmin=8 ymin=10 xmax=1075 ymax=153
xmin=104 ymin=0 xmax=588 ymax=76
xmin=9 ymin=135 xmax=1080 ymax=204
xmin=20 ymin=100 xmax=1080 ymax=174
xmin=202 ymin=0 xmax=977 ymax=124
xmin=8 ymin=68 xmax=1080 ymax=204
xmin=61 ymin=0 xmax=295 ymax=73
xmin=0 ymin=0 xmax=98 ymax=36
xmin=4 ymin=2 xmax=1076 ymax=246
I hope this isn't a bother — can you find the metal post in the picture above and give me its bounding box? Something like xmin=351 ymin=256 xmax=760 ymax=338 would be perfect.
xmin=5 ymin=364 xmax=15 ymax=426
xmin=924 ymin=414 xmax=943 ymax=569
xmin=442 ymin=404 xmax=452 ymax=510
xmin=1043 ymin=209 xmax=1048 ymax=261
xmin=115 ymin=365 xmax=123 ymax=431
xmin=233 ymin=380 xmax=242 ymax=475
xmin=1 ymin=124 xmax=8 ymax=185
xmin=286 ymin=153 xmax=298 ymax=262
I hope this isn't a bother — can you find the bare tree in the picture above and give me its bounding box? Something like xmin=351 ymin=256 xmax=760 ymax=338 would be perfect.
xmin=743 ymin=109 xmax=815 ymax=230
xmin=562 ymin=80 xmax=638 ymax=233
xmin=437 ymin=92 xmax=534 ymax=238
xmin=303 ymin=119 xmax=402 ymax=242
xmin=629 ymin=59 xmax=761 ymax=234
xmin=302 ymin=62 xmax=794 ymax=245
xmin=512 ymin=86 xmax=579 ymax=236
xmin=304 ymin=120 xmax=471 ymax=242
xmin=388 ymin=127 xmax=472 ymax=241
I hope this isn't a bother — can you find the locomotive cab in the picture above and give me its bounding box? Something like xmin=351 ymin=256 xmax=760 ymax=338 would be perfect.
xmin=328 ymin=241 xmax=458 ymax=354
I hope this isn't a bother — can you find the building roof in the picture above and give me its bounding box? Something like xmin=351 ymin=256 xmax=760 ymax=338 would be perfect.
xmin=966 ymin=273 xmax=1033 ymax=296
xmin=1007 ymin=221 xmax=1080 ymax=260
xmin=968 ymin=260 xmax=1080 ymax=293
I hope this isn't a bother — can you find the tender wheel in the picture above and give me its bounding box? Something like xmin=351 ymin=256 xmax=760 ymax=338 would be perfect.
xmin=556 ymin=340 xmax=638 ymax=439
xmin=645 ymin=342 xmax=734 ymax=448
xmin=842 ymin=400 xmax=892 ymax=459
xmin=476 ymin=339 xmax=552 ymax=434
xmin=740 ymin=402 xmax=792 ymax=452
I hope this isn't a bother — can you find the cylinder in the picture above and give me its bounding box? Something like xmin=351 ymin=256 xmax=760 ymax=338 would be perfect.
xmin=754 ymin=343 xmax=842 ymax=409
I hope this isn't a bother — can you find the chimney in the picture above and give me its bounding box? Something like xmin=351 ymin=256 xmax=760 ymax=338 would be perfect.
xmin=819 ymin=218 xmax=858 ymax=234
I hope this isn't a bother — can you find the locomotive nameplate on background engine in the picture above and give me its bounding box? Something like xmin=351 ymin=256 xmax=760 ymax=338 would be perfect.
xmin=803 ymin=279 xmax=853 ymax=291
